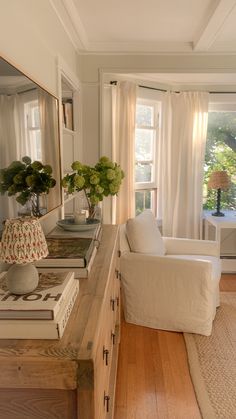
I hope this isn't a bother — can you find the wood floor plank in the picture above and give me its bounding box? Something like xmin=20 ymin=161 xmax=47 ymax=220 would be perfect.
xmin=150 ymin=331 xmax=169 ymax=419
xmin=115 ymin=274 xmax=236 ymax=419
xmin=220 ymin=274 xmax=236 ymax=291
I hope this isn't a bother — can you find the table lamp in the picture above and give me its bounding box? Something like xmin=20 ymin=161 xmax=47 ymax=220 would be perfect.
xmin=208 ymin=170 xmax=230 ymax=217
xmin=0 ymin=217 xmax=48 ymax=294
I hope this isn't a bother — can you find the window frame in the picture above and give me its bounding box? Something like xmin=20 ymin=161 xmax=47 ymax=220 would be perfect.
xmin=203 ymin=93 xmax=236 ymax=211
xmin=134 ymin=98 xmax=161 ymax=215
xmin=24 ymin=98 xmax=42 ymax=161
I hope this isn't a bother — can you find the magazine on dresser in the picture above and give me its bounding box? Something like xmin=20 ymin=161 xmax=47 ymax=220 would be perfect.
xmin=37 ymin=242 xmax=97 ymax=278
xmin=36 ymin=236 xmax=95 ymax=268
xmin=48 ymin=222 xmax=102 ymax=242
xmin=35 ymin=224 xmax=102 ymax=277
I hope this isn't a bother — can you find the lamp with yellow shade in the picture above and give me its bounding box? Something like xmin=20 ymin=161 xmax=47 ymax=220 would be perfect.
xmin=0 ymin=217 xmax=48 ymax=294
xmin=208 ymin=170 xmax=230 ymax=217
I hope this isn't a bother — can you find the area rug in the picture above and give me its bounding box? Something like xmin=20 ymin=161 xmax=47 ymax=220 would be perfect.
xmin=184 ymin=292 xmax=236 ymax=419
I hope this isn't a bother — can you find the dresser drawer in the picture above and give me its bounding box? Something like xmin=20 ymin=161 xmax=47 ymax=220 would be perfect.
xmin=94 ymin=245 xmax=120 ymax=418
xmin=94 ymin=313 xmax=112 ymax=419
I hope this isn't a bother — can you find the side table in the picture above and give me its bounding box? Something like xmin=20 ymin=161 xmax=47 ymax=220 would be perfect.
xmin=204 ymin=210 xmax=236 ymax=272
xmin=204 ymin=210 xmax=236 ymax=243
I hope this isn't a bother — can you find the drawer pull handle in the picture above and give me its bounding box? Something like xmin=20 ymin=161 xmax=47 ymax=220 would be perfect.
xmin=116 ymin=296 xmax=120 ymax=307
xmin=110 ymin=298 xmax=115 ymax=311
xmin=115 ymin=269 xmax=119 ymax=279
xmin=111 ymin=332 xmax=115 ymax=345
xmin=103 ymin=347 xmax=109 ymax=366
xmin=104 ymin=394 xmax=110 ymax=412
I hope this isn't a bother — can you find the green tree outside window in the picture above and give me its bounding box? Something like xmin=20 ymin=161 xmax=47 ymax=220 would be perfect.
xmin=204 ymin=112 xmax=236 ymax=211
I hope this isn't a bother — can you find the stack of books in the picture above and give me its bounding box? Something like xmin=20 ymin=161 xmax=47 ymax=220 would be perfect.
xmin=0 ymin=271 xmax=79 ymax=339
xmin=36 ymin=223 xmax=102 ymax=278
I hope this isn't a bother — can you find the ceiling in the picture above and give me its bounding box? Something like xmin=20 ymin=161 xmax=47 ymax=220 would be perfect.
xmin=0 ymin=57 xmax=34 ymax=92
xmin=50 ymin=0 xmax=236 ymax=87
xmin=51 ymin=0 xmax=236 ymax=54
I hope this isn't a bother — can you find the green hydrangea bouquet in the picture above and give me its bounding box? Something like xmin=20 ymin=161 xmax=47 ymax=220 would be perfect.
xmin=61 ymin=156 xmax=124 ymax=219
xmin=0 ymin=156 xmax=56 ymax=217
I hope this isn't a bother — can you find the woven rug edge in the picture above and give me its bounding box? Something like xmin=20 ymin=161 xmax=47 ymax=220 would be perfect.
xmin=183 ymin=332 xmax=216 ymax=419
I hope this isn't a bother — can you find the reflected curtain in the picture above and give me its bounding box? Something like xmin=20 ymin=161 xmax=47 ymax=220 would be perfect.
xmin=111 ymin=81 xmax=137 ymax=224
xmin=38 ymin=90 xmax=60 ymax=211
xmin=0 ymin=95 xmax=23 ymax=222
xmin=158 ymin=91 xmax=209 ymax=239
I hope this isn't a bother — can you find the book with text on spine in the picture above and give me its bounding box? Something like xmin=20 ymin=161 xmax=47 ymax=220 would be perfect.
xmin=0 ymin=271 xmax=76 ymax=320
xmin=0 ymin=280 xmax=79 ymax=339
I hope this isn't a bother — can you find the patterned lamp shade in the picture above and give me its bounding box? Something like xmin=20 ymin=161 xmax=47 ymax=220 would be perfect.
xmin=0 ymin=217 xmax=48 ymax=264
xmin=208 ymin=171 xmax=230 ymax=190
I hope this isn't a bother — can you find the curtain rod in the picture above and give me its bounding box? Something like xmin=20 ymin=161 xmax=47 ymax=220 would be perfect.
xmin=110 ymin=80 xmax=166 ymax=92
xmin=110 ymin=81 xmax=236 ymax=95
xmin=18 ymin=87 xmax=37 ymax=94
xmin=0 ymin=87 xmax=37 ymax=96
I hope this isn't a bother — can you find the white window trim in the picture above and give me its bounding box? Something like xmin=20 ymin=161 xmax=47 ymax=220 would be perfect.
xmin=135 ymin=98 xmax=160 ymax=192
xmin=209 ymin=93 xmax=236 ymax=111
xmin=134 ymin=98 xmax=161 ymax=216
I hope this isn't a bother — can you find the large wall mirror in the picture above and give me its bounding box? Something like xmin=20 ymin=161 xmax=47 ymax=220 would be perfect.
xmin=0 ymin=56 xmax=62 ymax=225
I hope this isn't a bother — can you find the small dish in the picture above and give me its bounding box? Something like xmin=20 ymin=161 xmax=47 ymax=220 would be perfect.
xmin=57 ymin=218 xmax=100 ymax=231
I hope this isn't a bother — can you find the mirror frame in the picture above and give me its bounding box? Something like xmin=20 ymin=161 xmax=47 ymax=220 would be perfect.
xmin=0 ymin=55 xmax=62 ymax=220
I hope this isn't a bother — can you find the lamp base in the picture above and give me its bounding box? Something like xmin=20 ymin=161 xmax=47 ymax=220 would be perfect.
xmin=212 ymin=211 xmax=225 ymax=217
xmin=7 ymin=263 xmax=39 ymax=295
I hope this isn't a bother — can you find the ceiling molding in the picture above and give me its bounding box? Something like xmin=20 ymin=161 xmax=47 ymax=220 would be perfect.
xmin=193 ymin=0 xmax=236 ymax=51
xmin=50 ymin=0 xmax=236 ymax=55
xmin=83 ymin=41 xmax=193 ymax=54
xmin=62 ymin=0 xmax=89 ymax=50
xmin=49 ymin=0 xmax=88 ymax=51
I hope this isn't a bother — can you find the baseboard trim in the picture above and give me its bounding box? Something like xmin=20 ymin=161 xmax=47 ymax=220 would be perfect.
xmin=221 ymin=258 xmax=236 ymax=273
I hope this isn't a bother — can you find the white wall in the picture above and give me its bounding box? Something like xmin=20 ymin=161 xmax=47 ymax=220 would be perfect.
xmin=0 ymin=0 xmax=79 ymax=234
xmin=0 ymin=0 xmax=78 ymax=96
xmin=82 ymin=83 xmax=99 ymax=165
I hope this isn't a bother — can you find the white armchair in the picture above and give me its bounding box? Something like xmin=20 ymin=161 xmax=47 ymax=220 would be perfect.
xmin=119 ymin=211 xmax=221 ymax=336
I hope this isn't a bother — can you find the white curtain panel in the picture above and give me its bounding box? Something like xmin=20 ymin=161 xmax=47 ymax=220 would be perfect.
xmin=158 ymin=91 xmax=209 ymax=239
xmin=111 ymin=81 xmax=137 ymax=224
xmin=38 ymin=90 xmax=61 ymax=210
xmin=0 ymin=95 xmax=23 ymax=221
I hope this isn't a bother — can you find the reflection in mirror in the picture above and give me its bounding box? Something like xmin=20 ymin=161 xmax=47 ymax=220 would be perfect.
xmin=0 ymin=57 xmax=62 ymax=225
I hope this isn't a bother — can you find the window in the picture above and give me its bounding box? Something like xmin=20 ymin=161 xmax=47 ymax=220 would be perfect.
xmin=135 ymin=100 xmax=160 ymax=215
xmin=204 ymin=107 xmax=236 ymax=211
xmin=24 ymin=100 xmax=42 ymax=161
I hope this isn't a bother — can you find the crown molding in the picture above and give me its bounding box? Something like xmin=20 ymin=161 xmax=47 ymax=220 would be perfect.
xmin=49 ymin=0 xmax=88 ymax=51
xmin=82 ymin=41 xmax=193 ymax=54
xmin=50 ymin=0 xmax=236 ymax=56
xmin=193 ymin=0 xmax=236 ymax=51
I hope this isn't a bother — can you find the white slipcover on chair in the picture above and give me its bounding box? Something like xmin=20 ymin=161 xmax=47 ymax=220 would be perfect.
xmin=120 ymin=210 xmax=221 ymax=336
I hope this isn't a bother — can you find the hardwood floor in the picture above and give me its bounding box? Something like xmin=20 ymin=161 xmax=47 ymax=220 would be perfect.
xmin=114 ymin=274 xmax=236 ymax=419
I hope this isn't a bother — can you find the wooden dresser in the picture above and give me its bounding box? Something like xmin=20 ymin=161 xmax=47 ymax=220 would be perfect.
xmin=0 ymin=225 xmax=120 ymax=419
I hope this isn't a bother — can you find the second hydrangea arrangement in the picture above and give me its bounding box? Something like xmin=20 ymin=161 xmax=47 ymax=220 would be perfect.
xmin=61 ymin=156 xmax=124 ymax=219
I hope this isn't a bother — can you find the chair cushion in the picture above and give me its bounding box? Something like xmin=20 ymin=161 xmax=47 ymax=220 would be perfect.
xmin=126 ymin=210 xmax=166 ymax=255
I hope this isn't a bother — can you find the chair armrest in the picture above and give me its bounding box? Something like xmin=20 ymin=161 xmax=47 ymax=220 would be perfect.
xmin=120 ymin=252 xmax=216 ymax=336
xmin=163 ymin=237 xmax=220 ymax=257
xmin=120 ymin=252 xmax=213 ymax=281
